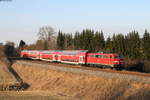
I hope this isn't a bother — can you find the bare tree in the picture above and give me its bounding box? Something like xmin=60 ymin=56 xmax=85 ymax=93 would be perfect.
xmin=38 ymin=26 xmax=56 ymax=49
xmin=5 ymin=41 xmax=15 ymax=47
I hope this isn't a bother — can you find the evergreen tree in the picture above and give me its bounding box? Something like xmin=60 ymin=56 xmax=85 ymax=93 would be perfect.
xmin=125 ymin=31 xmax=141 ymax=59
xmin=80 ymin=29 xmax=94 ymax=52
xmin=19 ymin=40 xmax=26 ymax=50
xmin=111 ymin=34 xmax=117 ymax=52
xmin=142 ymin=29 xmax=150 ymax=60
xmin=57 ymin=31 xmax=65 ymax=50
xmin=105 ymin=36 xmax=112 ymax=52
xmin=64 ymin=33 xmax=73 ymax=49
xmin=79 ymin=29 xmax=86 ymax=49
xmin=112 ymin=34 xmax=125 ymax=55
xmin=93 ymin=31 xmax=105 ymax=52
xmin=73 ymin=32 xmax=80 ymax=49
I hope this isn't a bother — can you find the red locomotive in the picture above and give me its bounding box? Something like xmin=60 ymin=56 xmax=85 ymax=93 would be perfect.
xmin=87 ymin=53 xmax=123 ymax=69
xmin=20 ymin=50 xmax=123 ymax=69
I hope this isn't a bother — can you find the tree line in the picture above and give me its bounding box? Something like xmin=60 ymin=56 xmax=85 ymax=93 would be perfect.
xmin=57 ymin=29 xmax=150 ymax=60
xmin=23 ymin=26 xmax=150 ymax=61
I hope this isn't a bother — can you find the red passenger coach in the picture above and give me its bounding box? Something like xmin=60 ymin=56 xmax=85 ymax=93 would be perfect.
xmin=20 ymin=50 xmax=29 ymax=58
xmin=60 ymin=50 xmax=88 ymax=64
xmin=87 ymin=53 xmax=123 ymax=68
xmin=40 ymin=50 xmax=62 ymax=62
xmin=21 ymin=50 xmax=41 ymax=59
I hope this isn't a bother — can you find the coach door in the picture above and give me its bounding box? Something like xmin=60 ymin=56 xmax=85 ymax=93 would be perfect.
xmin=39 ymin=53 xmax=42 ymax=60
xmin=79 ymin=56 xmax=84 ymax=64
xmin=109 ymin=55 xmax=113 ymax=65
xmin=57 ymin=55 xmax=61 ymax=62
xmin=52 ymin=54 xmax=55 ymax=61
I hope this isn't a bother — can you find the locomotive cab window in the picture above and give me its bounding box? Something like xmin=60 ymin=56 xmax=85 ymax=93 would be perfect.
xmin=95 ymin=55 xmax=99 ymax=58
xmin=114 ymin=55 xmax=122 ymax=59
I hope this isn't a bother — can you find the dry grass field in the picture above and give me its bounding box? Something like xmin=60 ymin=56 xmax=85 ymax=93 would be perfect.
xmin=12 ymin=63 xmax=150 ymax=100
xmin=0 ymin=61 xmax=15 ymax=82
xmin=0 ymin=91 xmax=79 ymax=100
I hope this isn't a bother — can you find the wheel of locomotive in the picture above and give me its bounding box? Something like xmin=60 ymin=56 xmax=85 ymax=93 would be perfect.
xmin=110 ymin=67 xmax=116 ymax=70
xmin=116 ymin=66 xmax=123 ymax=70
xmin=102 ymin=65 xmax=107 ymax=69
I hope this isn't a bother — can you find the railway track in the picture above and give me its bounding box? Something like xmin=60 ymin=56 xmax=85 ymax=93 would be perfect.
xmin=18 ymin=60 xmax=150 ymax=77
xmin=13 ymin=60 xmax=150 ymax=84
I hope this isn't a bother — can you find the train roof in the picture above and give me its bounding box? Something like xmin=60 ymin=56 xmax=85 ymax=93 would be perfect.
xmin=41 ymin=50 xmax=62 ymax=54
xmin=21 ymin=50 xmax=41 ymax=52
xmin=88 ymin=52 xmax=119 ymax=55
xmin=61 ymin=50 xmax=88 ymax=55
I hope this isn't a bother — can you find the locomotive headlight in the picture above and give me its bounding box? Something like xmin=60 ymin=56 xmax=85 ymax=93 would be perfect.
xmin=114 ymin=61 xmax=119 ymax=63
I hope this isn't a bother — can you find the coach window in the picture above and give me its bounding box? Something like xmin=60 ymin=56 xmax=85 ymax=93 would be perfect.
xmin=88 ymin=55 xmax=91 ymax=57
xmin=95 ymin=55 xmax=99 ymax=58
xmin=96 ymin=55 xmax=101 ymax=58
xmin=115 ymin=55 xmax=121 ymax=59
xmin=103 ymin=55 xmax=108 ymax=58
xmin=99 ymin=55 xmax=103 ymax=58
xmin=91 ymin=55 xmax=95 ymax=58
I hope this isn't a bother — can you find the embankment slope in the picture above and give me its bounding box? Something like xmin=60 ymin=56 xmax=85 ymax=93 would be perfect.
xmin=0 ymin=46 xmax=18 ymax=90
xmin=12 ymin=61 xmax=150 ymax=100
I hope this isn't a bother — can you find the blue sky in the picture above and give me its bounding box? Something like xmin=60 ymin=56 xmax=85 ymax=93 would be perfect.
xmin=0 ymin=0 xmax=150 ymax=45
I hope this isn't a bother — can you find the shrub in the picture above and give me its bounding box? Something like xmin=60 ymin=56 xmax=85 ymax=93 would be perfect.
xmin=124 ymin=59 xmax=150 ymax=73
